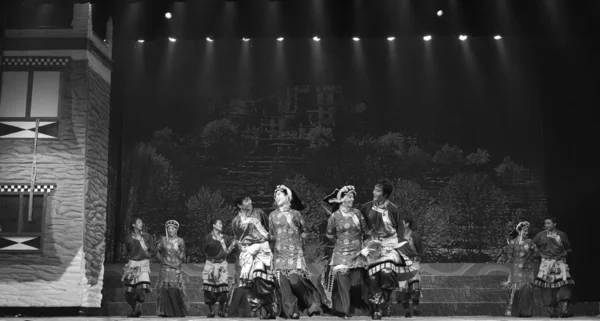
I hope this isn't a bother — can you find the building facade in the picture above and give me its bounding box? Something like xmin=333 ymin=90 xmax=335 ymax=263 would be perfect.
xmin=0 ymin=2 xmax=112 ymax=309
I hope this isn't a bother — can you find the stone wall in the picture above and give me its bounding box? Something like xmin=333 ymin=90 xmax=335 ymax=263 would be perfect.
xmin=80 ymin=66 xmax=111 ymax=308
xmin=0 ymin=59 xmax=88 ymax=307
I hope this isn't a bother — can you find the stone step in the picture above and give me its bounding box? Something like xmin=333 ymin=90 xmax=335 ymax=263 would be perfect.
xmin=103 ymin=275 xmax=508 ymax=291
xmin=101 ymin=287 xmax=506 ymax=304
xmin=100 ymin=302 xmax=504 ymax=317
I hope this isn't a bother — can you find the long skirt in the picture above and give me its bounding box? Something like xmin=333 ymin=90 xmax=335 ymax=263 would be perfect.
xmin=508 ymin=284 xmax=535 ymax=317
xmin=276 ymin=270 xmax=323 ymax=318
xmin=156 ymin=265 xmax=187 ymax=317
xmin=328 ymin=267 xmax=369 ymax=317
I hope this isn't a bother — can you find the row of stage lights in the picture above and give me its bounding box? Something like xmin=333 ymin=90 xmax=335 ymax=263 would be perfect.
xmin=138 ymin=35 xmax=503 ymax=43
xmin=146 ymin=11 xmax=502 ymax=43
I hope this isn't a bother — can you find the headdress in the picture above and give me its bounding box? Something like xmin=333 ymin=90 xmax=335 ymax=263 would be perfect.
xmin=514 ymin=221 xmax=530 ymax=244
xmin=515 ymin=221 xmax=530 ymax=232
xmin=322 ymin=185 xmax=356 ymax=204
xmin=274 ymin=184 xmax=305 ymax=211
xmin=165 ymin=220 xmax=179 ymax=239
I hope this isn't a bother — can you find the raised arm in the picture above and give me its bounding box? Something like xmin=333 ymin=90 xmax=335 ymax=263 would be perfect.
xmin=326 ymin=213 xmax=336 ymax=242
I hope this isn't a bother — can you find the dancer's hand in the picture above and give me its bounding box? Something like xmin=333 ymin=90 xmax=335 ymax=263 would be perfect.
xmin=360 ymin=248 xmax=370 ymax=257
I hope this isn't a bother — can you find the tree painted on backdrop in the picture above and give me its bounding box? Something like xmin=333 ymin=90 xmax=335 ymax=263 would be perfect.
xmin=186 ymin=187 xmax=235 ymax=263
xmin=437 ymin=172 xmax=510 ymax=262
xmin=119 ymin=143 xmax=182 ymax=262
xmin=392 ymin=179 xmax=451 ymax=262
xmin=198 ymin=118 xmax=241 ymax=160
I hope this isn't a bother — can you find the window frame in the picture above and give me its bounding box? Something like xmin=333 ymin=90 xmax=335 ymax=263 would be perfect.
xmin=0 ymin=56 xmax=69 ymax=140
xmin=0 ymin=183 xmax=54 ymax=254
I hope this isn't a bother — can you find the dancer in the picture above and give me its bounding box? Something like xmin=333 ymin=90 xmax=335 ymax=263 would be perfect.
xmin=359 ymin=180 xmax=417 ymax=320
xmin=156 ymin=220 xmax=187 ymax=317
xmin=122 ymin=217 xmax=155 ymax=318
xmin=231 ymin=194 xmax=278 ymax=319
xmin=270 ymin=185 xmax=323 ymax=319
xmin=503 ymin=221 xmax=537 ymax=318
xmin=398 ymin=216 xmax=424 ymax=318
xmin=323 ymin=185 xmax=370 ymax=319
xmin=202 ymin=218 xmax=238 ymax=317
xmin=532 ymin=217 xmax=575 ymax=318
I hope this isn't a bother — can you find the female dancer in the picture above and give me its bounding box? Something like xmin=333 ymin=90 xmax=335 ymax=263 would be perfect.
xmin=122 ymin=217 xmax=155 ymax=317
xmin=504 ymin=221 xmax=537 ymax=317
xmin=270 ymin=185 xmax=323 ymax=319
xmin=155 ymin=220 xmax=187 ymax=317
xmin=322 ymin=185 xmax=370 ymax=319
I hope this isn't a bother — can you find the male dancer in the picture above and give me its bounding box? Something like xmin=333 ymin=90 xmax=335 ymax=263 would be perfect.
xmin=123 ymin=217 xmax=155 ymax=318
xmin=532 ymin=217 xmax=575 ymax=318
xmin=397 ymin=216 xmax=424 ymax=318
xmin=202 ymin=219 xmax=238 ymax=317
xmin=359 ymin=180 xmax=417 ymax=320
xmin=270 ymin=185 xmax=323 ymax=319
xmin=231 ymin=194 xmax=278 ymax=319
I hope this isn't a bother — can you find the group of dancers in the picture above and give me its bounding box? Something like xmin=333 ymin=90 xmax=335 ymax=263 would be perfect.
xmin=504 ymin=219 xmax=575 ymax=318
xmin=121 ymin=180 xmax=575 ymax=319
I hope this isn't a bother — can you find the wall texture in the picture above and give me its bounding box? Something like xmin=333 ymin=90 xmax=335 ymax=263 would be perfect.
xmin=0 ymin=59 xmax=88 ymax=307
xmin=80 ymin=65 xmax=111 ymax=308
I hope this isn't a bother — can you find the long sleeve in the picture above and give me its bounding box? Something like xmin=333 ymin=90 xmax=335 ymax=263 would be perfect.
xmin=297 ymin=211 xmax=307 ymax=238
xmin=326 ymin=214 xmax=336 ymax=241
xmin=231 ymin=216 xmax=240 ymax=240
xmin=561 ymin=232 xmax=572 ymax=253
xmin=179 ymin=239 xmax=186 ymax=262
xmin=392 ymin=206 xmax=405 ymax=241
xmin=145 ymin=234 xmax=156 ymax=254
xmin=356 ymin=210 xmax=368 ymax=235
xmin=505 ymin=240 xmax=515 ymax=263
xmin=269 ymin=212 xmax=276 ymax=241
xmin=155 ymin=237 xmax=164 ymax=263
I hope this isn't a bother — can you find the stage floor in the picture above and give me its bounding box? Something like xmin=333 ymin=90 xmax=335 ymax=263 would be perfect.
xmin=0 ymin=317 xmax=598 ymax=321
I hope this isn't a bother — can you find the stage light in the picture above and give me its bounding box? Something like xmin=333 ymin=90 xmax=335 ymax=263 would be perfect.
xmin=169 ymin=37 xmax=177 ymax=42
xmin=313 ymin=36 xmax=321 ymax=42
xmin=423 ymin=35 xmax=432 ymax=41
xmin=277 ymin=37 xmax=284 ymax=41
xmin=165 ymin=12 xmax=172 ymax=19
xmin=353 ymin=37 xmax=360 ymax=41
xmin=242 ymin=38 xmax=250 ymax=42
xmin=137 ymin=39 xmax=145 ymax=43
xmin=387 ymin=37 xmax=395 ymax=41
xmin=206 ymin=37 xmax=214 ymax=42
xmin=437 ymin=10 xmax=443 ymax=16
xmin=459 ymin=35 xmax=468 ymax=41
xmin=494 ymin=35 xmax=502 ymax=40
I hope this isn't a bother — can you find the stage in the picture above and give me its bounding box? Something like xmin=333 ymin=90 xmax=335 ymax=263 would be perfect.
xmin=0 ymin=317 xmax=598 ymax=321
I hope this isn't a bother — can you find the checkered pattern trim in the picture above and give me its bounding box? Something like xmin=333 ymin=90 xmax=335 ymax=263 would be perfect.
xmin=367 ymin=261 xmax=418 ymax=276
xmin=1 ymin=57 xmax=70 ymax=67
xmin=125 ymin=282 xmax=152 ymax=293
xmin=202 ymin=284 xmax=230 ymax=293
xmin=239 ymin=270 xmax=275 ymax=287
xmin=533 ymin=277 xmax=575 ymax=289
xmin=0 ymin=184 xmax=55 ymax=193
